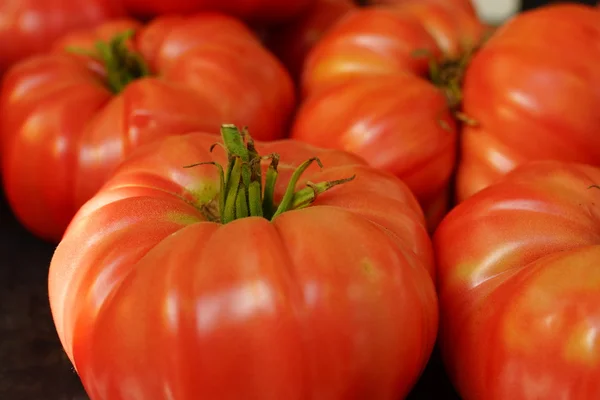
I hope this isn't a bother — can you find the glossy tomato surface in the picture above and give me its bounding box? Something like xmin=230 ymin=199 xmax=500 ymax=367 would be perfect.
xmin=1 ymin=15 xmax=295 ymax=243
xmin=48 ymin=131 xmax=439 ymax=400
xmin=122 ymin=0 xmax=315 ymax=23
xmin=0 ymin=0 xmax=126 ymax=74
xmin=292 ymin=3 xmax=485 ymax=230
xmin=434 ymin=161 xmax=600 ymax=400
xmin=457 ymin=4 xmax=600 ymax=201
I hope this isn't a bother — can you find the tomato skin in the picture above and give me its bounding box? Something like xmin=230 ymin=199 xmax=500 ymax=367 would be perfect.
xmin=434 ymin=161 xmax=600 ymax=400
xmin=293 ymin=5 xmax=484 ymax=230
xmin=0 ymin=0 xmax=126 ymax=74
xmin=291 ymin=75 xmax=457 ymax=231
xmin=122 ymin=0 xmax=315 ymax=22
xmin=266 ymin=0 xmax=355 ymax=82
xmin=48 ymin=131 xmax=439 ymax=400
xmin=457 ymin=4 xmax=600 ymax=201
xmin=0 ymin=15 xmax=295 ymax=243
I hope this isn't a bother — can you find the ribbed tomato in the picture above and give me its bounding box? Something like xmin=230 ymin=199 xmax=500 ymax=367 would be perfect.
xmin=48 ymin=125 xmax=439 ymax=400
xmin=265 ymin=0 xmax=478 ymax=84
xmin=0 ymin=0 xmax=126 ymax=74
xmin=291 ymin=1 xmax=485 ymax=230
xmin=434 ymin=161 xmax=600 ymax=399
xmin=456 ymin=4 xmax=600 ymax=200
xmin=121 ymin=0 xmax=315 ymax=23
xmin=0 ymin=15 xmax=294 ymax=243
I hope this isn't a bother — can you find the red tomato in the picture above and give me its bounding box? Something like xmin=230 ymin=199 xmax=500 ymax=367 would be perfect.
xmin=291 ymin=3 xmax=485 ymax=230
xmin=121 ymin=0 xmax=315 ymax=23
xmin=433 ymin=160 xmax=600 ymax=399
xmin=1 ymin=15 xmax=295 ymax=243
xmin=266 ymin=0 xmax=355 ymax=82
xmin=0 ymin=0 xmax=126 ymax=74
xmin=48 ymin=125 xmax=439 ymax=400
xmin=265 ymin=0 xmax=478 ymax=83
xmin=457 ymin=4 xmax=600 ymax=201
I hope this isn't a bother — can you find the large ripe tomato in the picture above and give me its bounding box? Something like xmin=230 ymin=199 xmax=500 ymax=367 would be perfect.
xmin=48 ymin=125 xmax=439 ymax=400
xmin=121 ymin=0 xmax=315 ymax=23
xmin=0 ymin=0 xmax=126 ymax=74
xmin=433 ymin=160 xmax=600 ymax=399
xmin=291 ymin=2 xmax=485 ymax=230
xmin=456 ymin=4 xmax=600 ymax=201
xmin=0 ymin=15 xmax=295 ymax=243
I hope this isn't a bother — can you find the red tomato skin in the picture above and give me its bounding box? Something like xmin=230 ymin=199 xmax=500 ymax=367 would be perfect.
xmin=266 ymin=0 xmax=356 ymax=82
xmin=291 ymin=75 xmax=457 ymax=231
xmin=48 ymin=132 xmax=439 ymax=400
xmin=0 ymin=15 xmax=295 ymax=243
xmin=122 ymin=0 xmax=315 ymax=22
xmin=434 ymin=161 xmax=600 ymax=400
xmin=457 ymin=4 xmax=600 ymax=201
xmin=294 ymin=5 xmax=484 ymax=229
xmin=0 ymin=0 xmax=126 ymax=74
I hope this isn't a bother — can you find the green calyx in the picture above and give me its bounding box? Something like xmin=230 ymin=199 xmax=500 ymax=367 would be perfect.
xmin=416 ymin=47 xmax=477 ymax=127
xmin=414 ymin=29 xmax=496 ymax=128
xmin=67 ymin=30 xmax=150 ymax=94
xmin=185 ymin=125 xmax=355 ymax=224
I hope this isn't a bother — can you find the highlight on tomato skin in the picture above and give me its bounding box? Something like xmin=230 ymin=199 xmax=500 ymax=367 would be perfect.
xmin=48 ymin=124 xmax=439 ymax=400
xmin=0 ymin=14 xmax=295 ymax=244
xmin=433 ymin=160 xmax=600 ymax=400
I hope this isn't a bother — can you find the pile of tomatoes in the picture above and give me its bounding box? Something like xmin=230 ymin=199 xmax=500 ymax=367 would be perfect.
xmin=2 ymin=0 xmax=599 ymax=399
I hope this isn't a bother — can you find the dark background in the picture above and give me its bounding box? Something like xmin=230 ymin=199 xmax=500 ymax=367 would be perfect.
xmin=522 ymin=0 xmax=595 ymax=10
xmin=0 ymin=0 xmax=595 ymax=399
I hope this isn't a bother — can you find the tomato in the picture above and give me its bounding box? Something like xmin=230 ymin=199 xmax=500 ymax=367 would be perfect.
xmin=0 ymin=0 xmax=126 ymax=74
xmin=291 ymin=3 xmax=485 ymax=230
xmin=456 ymin=4 xmax=600 ymax=201
xmin=48 ymin=125 xmax=439 ymax=400
xmin=265 ymin=0 xmax=478 ymax=85
xmin=1 ymin=15 xmax=295 ymax=243
xmin=121 ymin=0 xmax=315 ymax=23
xmin=266 ymin=0 xmax=355 ymax=82
xmin=433 ymin=160 xmax=600 ymax=399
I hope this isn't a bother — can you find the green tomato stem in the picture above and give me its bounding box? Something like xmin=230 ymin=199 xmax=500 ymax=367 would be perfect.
xmin=67 ymin=29 xmax=150 ymax=94
xmin=185 ymin=124 xmax=355 ymax=224
xmin=262 ymin=155 xmax=279 ymax=219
